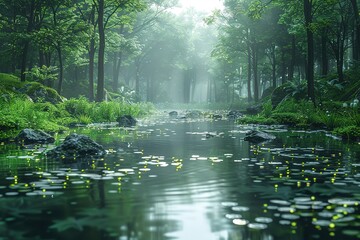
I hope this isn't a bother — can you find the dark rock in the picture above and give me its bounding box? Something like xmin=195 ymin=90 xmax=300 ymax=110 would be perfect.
xmin=169 ymin=111 xmax=178 ymax=117
xmin=244 ymin=130 xmax=276 ymax=143
xmin=227 ymin=110 xmax=243 ymax=119
xmin=117 ymin=115 xmax=137 ymax=127
xmin=15 ymin=129 xmax=55 ymax=145
xmin=46 ymin=133 xmax=105 ymax=162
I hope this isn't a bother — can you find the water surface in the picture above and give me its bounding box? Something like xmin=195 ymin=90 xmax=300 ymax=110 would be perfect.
xmin=0 ymin=116 xmax=359 ymax=240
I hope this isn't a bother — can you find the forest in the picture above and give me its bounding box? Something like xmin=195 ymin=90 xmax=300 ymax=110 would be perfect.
xmin=1 ymin=1 xmax=360 ymax=240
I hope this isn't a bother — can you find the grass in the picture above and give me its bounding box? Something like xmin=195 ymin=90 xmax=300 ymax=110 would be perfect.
xmin=0 ymin=73 xmax=154 ymax=140
xmin=237 ymin=98 xmax=360 ymax=139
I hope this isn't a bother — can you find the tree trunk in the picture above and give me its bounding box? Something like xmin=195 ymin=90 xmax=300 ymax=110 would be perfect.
xmin=56 ymin=44 xmax=64 ymax=94
xmin=304 ymin=0 xmax=315 ymax=104
xmin=351 ymin=0 xmax=360 ymax=61
xmin=281 ymin=50 xmax=286 ymax=85
xmin=135 ymin=59 xmax=141 ymax=101
xmin=271 ymin=45 xmax=276 ymax=88
xmin=288 ymin=35 xmax=296 ymax=81
xmin=252 ymin=44 xmax=259 ymax=102
xmin=20 ymin=43 xmax=29 ymax=82
xmin=89 ymin=38 xmax=95 ymax=101
xmin=20 ymin=0 xmax=35 ymax=82
xmin=113 ymin=52 xmax=123 ymax=92
xmin=96 ymin=0 xmax=105 ymax=102
xmin=247 ymin=43 xmax=252 ymax=102
xmin=321 ymin=30 xmax=328 ymax=76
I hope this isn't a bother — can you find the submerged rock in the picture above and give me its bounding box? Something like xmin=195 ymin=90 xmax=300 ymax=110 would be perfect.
xmin=244 ymin=130 xmax=276 ymax=143
xmin=117 ymin=115 xmax=137 ymax=127
xmin=15 ymin=129 xmax=55 ymax=145
xmin=46 ymin=133 xmax=105 ymax=162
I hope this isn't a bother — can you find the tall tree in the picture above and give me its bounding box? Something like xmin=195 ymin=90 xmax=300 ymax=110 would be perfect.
xmin=304 ymin=0 xmax=315 ymax=103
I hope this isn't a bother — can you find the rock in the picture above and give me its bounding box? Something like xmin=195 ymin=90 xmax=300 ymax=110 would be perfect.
xmin=15 ymin=129 xmax=55 ymax=145
xmin=46 ymin=133 xmax=105 ymax=162
xmin=227 ymin=110 xmax=243 ymax=119
xmin=169 ymin=111 xmax=178 ymax=117
xmin=117 ymin=115 xmax=137 ymax=127
xmin=244 ymin=130 xmax=276 ymax=143
xmin=18 ymin=83 xmax=64 ymax=104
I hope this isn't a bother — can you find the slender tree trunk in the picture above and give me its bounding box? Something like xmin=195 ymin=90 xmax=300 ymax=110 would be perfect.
xmin=20 ymin=0 xmax=35 ymax=82
xmin=20 ymin=43 xmax=29 ymax=82
xmin=304 ymin=0 xmax=315 ymax=104
xmin=351 ymin=0 xmax=360 ymax=61
xmin=88 ymin=5 xmax=96 ymax=102
xmin=321 ymin=30 xmax=328 ymax=76
xmin=56 ymin=44 xmax=64 ymax=94
xmin=281 ymin=50 xmax=286 ymax=85
xmin=96 ymin=0 xmax=105 ymax=102
xmin=252 ymin=46 xmax=259 ymax=102
xmin=89 ymin=38 xmax=95 ymax=101
xmin=288 ymin=35 xmax=296 ymax=81
xmin=113 ymin=52 xmax=123 ymax=92
xmin=247 ymin=44 xmax=252 ymax=102
xmin=271 ymin=45 xmax=276 ymax=88
xmin=135 ymin=58 xmax=141 ymax=101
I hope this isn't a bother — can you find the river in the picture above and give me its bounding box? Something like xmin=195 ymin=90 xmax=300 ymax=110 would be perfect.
xmin=0 ymin=113 xmax=359 ymax=240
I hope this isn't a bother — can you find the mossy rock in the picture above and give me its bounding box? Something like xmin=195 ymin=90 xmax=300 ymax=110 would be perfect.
xmin=0 ymin=73 xmax=64 ymax=104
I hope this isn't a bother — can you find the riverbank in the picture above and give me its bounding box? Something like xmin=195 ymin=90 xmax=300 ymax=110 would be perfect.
xmin=237 ymin=99 xmax=360 ymax=141
xmin=0 ymin=73 xmax=154 ymax=141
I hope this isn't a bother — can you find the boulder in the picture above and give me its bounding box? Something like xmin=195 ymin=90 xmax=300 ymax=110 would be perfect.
xmin=117 ymin=115 xmax=137 ymax=127
xmin=15 ymin=129 xmax=55 ymax=145
xmin=18 ymin=83 xmax=64 ymax=104
xmin=169 ymin=111 xmax=178 ymax=117
xmin=46 ymin=133 xmax=105 ymax=162
xmin=227 ymin=110 xmax=243 ymax=119
xmin=244 ymin=130 xmax=276 ymax=143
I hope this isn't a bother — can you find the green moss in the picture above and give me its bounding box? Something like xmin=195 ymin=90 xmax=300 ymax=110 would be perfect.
xmin=272 ymin=112 xmax=306 ymax=126
xmin=333 ymin=126 xmax=360 ymax=140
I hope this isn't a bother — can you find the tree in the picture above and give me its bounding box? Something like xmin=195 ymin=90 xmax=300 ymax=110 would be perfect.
xmin=94 ymin=0 xmax=144 ymax=102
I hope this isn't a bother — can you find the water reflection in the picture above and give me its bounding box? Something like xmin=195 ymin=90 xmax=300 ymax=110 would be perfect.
xmin=0 ymin=117 xmax=359 ymax=239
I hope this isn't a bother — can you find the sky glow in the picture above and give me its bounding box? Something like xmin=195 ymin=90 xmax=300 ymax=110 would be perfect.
xmin=174 ymin=0 xmax=223 ymax=14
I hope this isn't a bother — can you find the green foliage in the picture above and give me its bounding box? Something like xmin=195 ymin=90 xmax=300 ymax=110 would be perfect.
xmin=260 ymin=100 xmax=273 ymax=118
xmin=272 ymin=112 xmax=306 ymax=126
xmin=25 ymin=65 xmax=58 ymax=84
xmin=333 ymin=126 xmax=360 ymax=140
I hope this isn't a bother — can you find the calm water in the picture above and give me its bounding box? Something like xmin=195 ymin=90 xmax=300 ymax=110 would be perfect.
xmin=0 ymin=115 xmax=360 ymax=240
